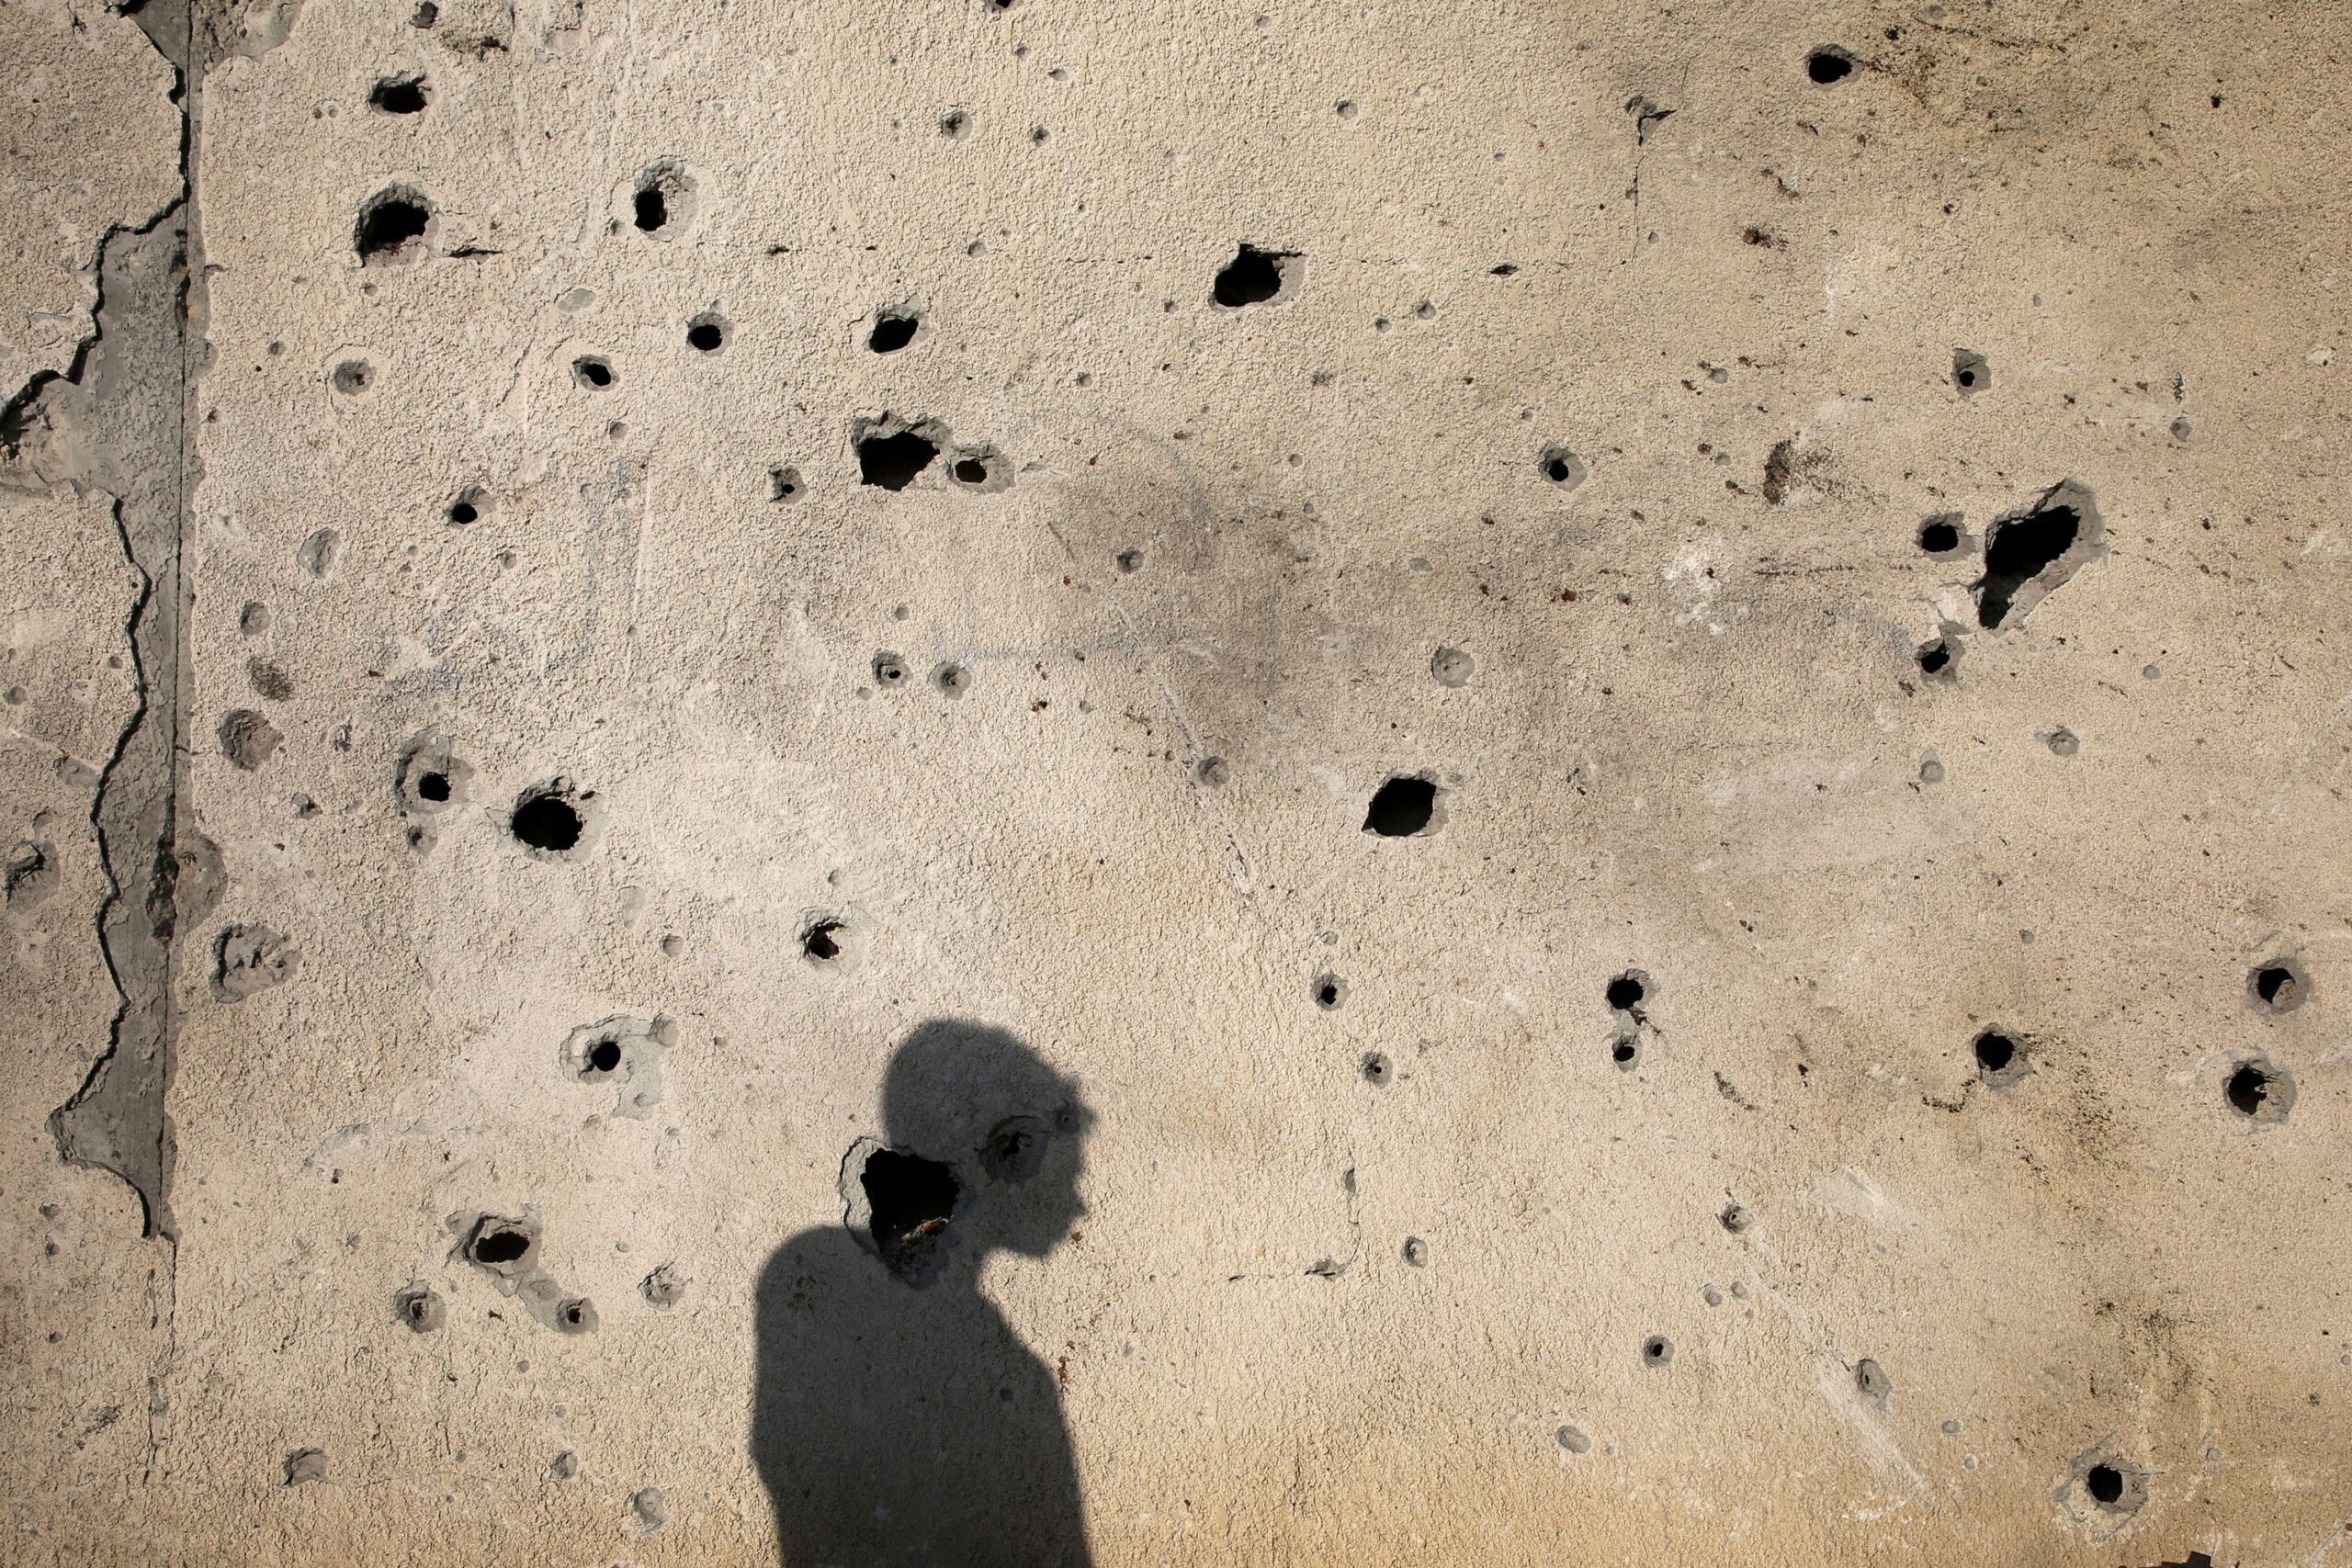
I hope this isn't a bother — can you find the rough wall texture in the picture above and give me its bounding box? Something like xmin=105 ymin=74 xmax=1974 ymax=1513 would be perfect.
xmin=4 ymin=0 xmax=2349 ymax=1563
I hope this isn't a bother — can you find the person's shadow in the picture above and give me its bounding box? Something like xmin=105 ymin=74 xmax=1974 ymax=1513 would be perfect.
xmin=752 ymin=1020 xmax=1095 ymax=1567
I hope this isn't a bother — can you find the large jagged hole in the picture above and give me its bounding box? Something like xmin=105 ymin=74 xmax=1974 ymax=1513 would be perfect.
xmin=862 ymin=1148 xmax=960 ymax=1280
xmin=1213 ymin=243 xmax=1295 ymax=307
xmin=354 ymin=186 xmax=432 ymax=263
xmin=1975 ymin=491 xmax=2088 ymax=628
xmin=858 ymin=430 xmax=938 ymax=490
xmin=1363 ymin=775 xmax=1440 ymax=837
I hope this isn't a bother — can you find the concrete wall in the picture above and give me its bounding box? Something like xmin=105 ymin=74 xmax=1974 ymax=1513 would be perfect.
xmin=4 ymin=0 xmax=2349 ymax=1562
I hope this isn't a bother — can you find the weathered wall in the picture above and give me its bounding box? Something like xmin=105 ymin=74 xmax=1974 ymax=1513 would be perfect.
xmin=5 ymin=0 xmax=2350 ymax=1562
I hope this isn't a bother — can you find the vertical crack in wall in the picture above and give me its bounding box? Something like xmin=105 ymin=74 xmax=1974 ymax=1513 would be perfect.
xmin=21 ymin=0 xmax=206 ymax=1245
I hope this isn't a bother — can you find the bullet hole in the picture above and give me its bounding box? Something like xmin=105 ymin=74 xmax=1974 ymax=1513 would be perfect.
xmin=1917 ymin=513 xmax=1962 ymax=554
xmin=1361 ymin=1051 xmax=1391 ymax=1085
xmin=1538 ymin=446 xmax=1588 ymax=489
xmin=1212 ymin=243 xmax=1298 ymax=307
xmin=368 ymin=74 xmax=428 ymax=114
xmin=571 ymin=355 xmax=615 ymax=389
xmin=218 ymin=708 xmax=282 ymax=771
xmin=632 ymin=162 xmax=695 ymax=237
xmin=685 ymin=311 xmax=729 ymax=353
xmin=465 ymin=1216 xmax=536 ymax=1272
xmin=952 ymin=454 xmax=990 ymax=485
xmin=855 ymin=424 xmax=940 ymax=491
xmin=1430 ymin=646 xmax=1475 ymax=687
xmin=444 ymin=483 xmax=490 ymax=525
xmin=283 ymin=1449 xmax=328 ymax=1486
xmin=1917 ymin=637 xmax=1953 ymax=676
xmin=1805 ymin=46 xmax=1855 ymax=84
xmin=861 ymin=1146 xmax=961 ymax=1282
xmin=1854 ymin=1358 xmax=1891 ymax=1405
xmin=940 ymin=108 xmax=970 ymax=138
xmin=4 ymin=841 xmax=54 ymax=908
xmin=1605 ymin=971 xmax=1648 ymax=1015
xmin=552 ymin=1297 xmax=596 ymax=1334
xmin=2250 ymin=960 xmax=2304 ymax=1012
xmin=1313 ymin=973 xmax=1346 ymax=1010
xmin=1555 ymin=1425 xmax=1592 ymax=1454
xmin=1611 ymin=1036 xmax=1639 ymax=1069
xmin=1974 ymin=1027 xmax=2027 ymax=1086
xmin=1641 ymin=1335 xmax=1674 ymax=1367
xmin=641 ymin=1262 xmax=687 ymax=1308
xmin=1402 ymin=1236 xmax=1429 ymax=1267
xmin=868 ymin=309 xmax=921 ymax=354
xmin=631 ymin=1486 xmax=667 ymax=1531
xmin=978 ymin=1116 xmax=1048 ymax=1185
xmin=767 ymin=466 xmax=803 ymax=502
xmin=560 ymin=1015 xmax=670 ymax=1115
xmin=393 ymin=1283 xmax=444 ymax=1332
xmin=1719 ymin=1201 xmax=1753 ymax=1233
xmin=354 ymin=186 xmax=432 ymax=264
xmin=872 ymin=651 xmax=910 ymax=688
xmin=2224 ymin=1056 xmax=2295 ymax=1122
xmin=299 ymin=527 xmax=339 ymax=578
xmin=2086 ymin=1464 xmax=2123 ymax=1505
xmin=801 ymin=918 xmax=847 ymax=963
xmin=1975 ymin=480 xmax=2102 ymax=629
xmin=510 ymin=781 xmax=592 ymax=857
xmin=2045 ymin=727 xmax=2079 ymax=757
xmin=240 ymin=601 xmax=270 ymax=635
xmin=397 ymin=730 xmax=469 ymax=814
xmin=213 ymin=923 xmax=300 ymax=1001
xmin=549 ymin=1450 xmax=578 ymax=1481
xmin=411 ymin=0 xmax=437 ymax=22
xmin=1953 ymin=348 xmax=1990 ymax=394
xmin=1363 ymin=774 xmax=1441 ymax=837
xmin=1194 ymin=756 xmax=1229 ymax=787
xmin=933 ymin=662 xmax=968 ymax=697
xmin=1115 ymin=547 xmax=1143 ymax=573
xmin=331 ymin=358 xmax=374 ymax=395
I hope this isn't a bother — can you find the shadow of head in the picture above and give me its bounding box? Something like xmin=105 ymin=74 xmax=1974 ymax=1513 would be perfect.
xmin=846 ymin=1020 xmax=1092 ymax=1285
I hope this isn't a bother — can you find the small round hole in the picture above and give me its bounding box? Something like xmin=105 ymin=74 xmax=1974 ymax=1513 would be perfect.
xmin=1718 ymin=1201 xmax=1752 ymax=1233
xmin=354 ymin=186 xmax=432 ymax=262
xmin=2225 ymin=1062 xmax=2271 ymax=1117
xmin=571 ymin=355 xmax=615 ymax=389
xmin=1641 ymin=1335 xmax=1674 ymax=1367
xmin=1805 ymin=47 xmax=1855 ymax=85
xmin=416 ymin=771 xmax=451 ymax=803
xmin=332 ymin=359 xmax=373 ymax=395
xmin=511 ymin=788 xmax=585 ymax=854
xmin=1917 ymin=516 xmax=1962 ymax=553
xmin=2251 ymin=962 xmax=2301 ymax=1010
xmin=1611 ymin=1038 xmax=1639 ymax=1069
xmin=2085 ymin=1464 xmax=2123 ymax=1506
xmin=1973 ymin=1028 xmax=2017 ymax=1076
xmin=872 ymin=652 xmax=909 ymax=687
xmin=868 ymin=311 xmax=920 ymax=354
xmin=1313 ymin=975 xmax=1345 ymax=1010
xmin=1605 ymin=972 xmax=1645 ymax=1012
xmin=1360 ymin=1051 xmax=1390 ymax=1085
xmin=447 ymin=499 xmax=477 ymax=525
xmin=953 ymin=457 xmax=988 ymax=485
xmin=584 ymin=1036 xmax=622 ymax=1075
xmin=1917 ymin=637 xmax=1952 ymax=676
xmin=685 ymin=313 xmax=729 ymax=353
xmin=1539 ymin=446 xmax=1587 ymax=488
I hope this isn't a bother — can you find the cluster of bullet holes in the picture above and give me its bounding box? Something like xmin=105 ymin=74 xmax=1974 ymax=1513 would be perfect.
xmin=571 ymin=354 xmax=616 ymax=390
xmin=560 ymin=1015 xmax=669 ymax=1117
xmin=353 ymin=185 xmax=432 ymax=264
xmin=1974 ymin=480 xmax=2102 ymax=630
xmin=686 ymin=311 xmax=729 ymax=354
xmin=868 ymin=307 xmax=921 ymax=354
xmin=212 ymin=922 xmax=299 ymax=1002
xmin=2224 ymin=1055 xmax=2294 ymax=1123
xmin=631 ymin=162 xmax=695 ymax=239
xmin=368 ymin=73 xmax=428 ymax=114
xmin=1952 ymin=348 xmax=1991 ymax=394
xmin=1312 ymin=973 xmax=1346 ymax=1010
xmin=1973 ymin=1026 xmax=2029 ymax=1088
xmin=2249 ymin=958 xmax=2305 ymax=1012
xmin=1608 ymin=970 xmax=1651 ymax=1072
xmin=510 ymin=778 xmax=594 ymax=858
xmin=458 ymin=1212 xmax=596 ymax=1333
xmin=1211 ymin=243 xmax=1299 ymax=308
xmin=854 ymin=1144 xmax=962 ymax=1284
xmin=1538 ymin=446 xmax=1588 ymax=489
xmin=1363 ymin=774 xmax=1442 ymax=837
xmin=1805 ymin=45 xmax=1855 ymax=85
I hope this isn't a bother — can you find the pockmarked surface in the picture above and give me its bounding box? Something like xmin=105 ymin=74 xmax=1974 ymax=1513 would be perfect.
xmin=4 ymin=1 xmax=2349 ymax=1563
